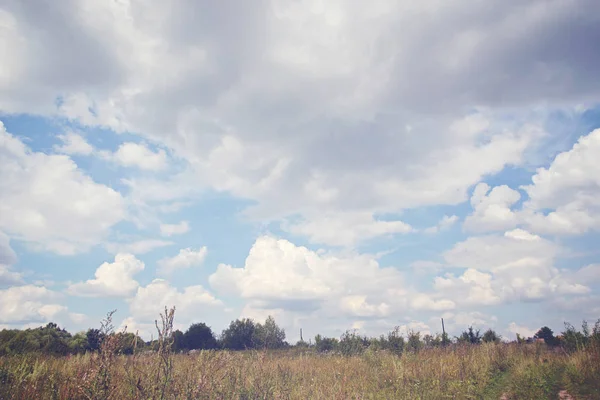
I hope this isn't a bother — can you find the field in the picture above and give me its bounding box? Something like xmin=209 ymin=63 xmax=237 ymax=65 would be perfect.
xmin=1 ymin=343 xmax=599 ymax=399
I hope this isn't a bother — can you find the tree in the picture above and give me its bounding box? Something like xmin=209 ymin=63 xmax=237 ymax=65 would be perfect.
xmin=252 ymin=316 xmax=286 ymax=349
xmin=314 ymin=334 xmax=338 ymax=353
xmin=86 ymin=328 xmax=103 ymax=352
xmin=172 ymin=330 xmax=185 ymax=352
xmin=534 ymin=326 xmax=556 ymax=346
xmin=406 ymin=330 xmax=423 ymax=352
xmin=482 ymin=329 xmax=501 ymax=343
xmin=220 ymin=319 xmax=256 ymax=350
xmin=458 ymin=326 xmax=482 ymax=344
xmin=184 ymin=323 xmax=218 ymax=350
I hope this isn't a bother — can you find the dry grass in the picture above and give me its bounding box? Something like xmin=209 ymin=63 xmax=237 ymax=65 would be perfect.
xmin=1 ymin=343 xmax=599 ymax=399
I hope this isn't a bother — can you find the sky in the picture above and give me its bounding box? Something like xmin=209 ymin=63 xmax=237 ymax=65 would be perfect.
xmin=1 ymin=0 xmax=600 ymax=342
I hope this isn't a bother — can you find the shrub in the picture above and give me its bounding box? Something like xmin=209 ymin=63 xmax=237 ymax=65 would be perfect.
xmin=314 ymin=334 xmax=338 ymax=353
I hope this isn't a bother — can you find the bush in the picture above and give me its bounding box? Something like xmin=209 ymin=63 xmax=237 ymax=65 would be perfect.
xmin=314 ymin=334 xmax=338 ymax=353
xmin=482 ymin=329 xmax=502 ymax=344
xmin=338 ymin=330 xmax=369 ymax=356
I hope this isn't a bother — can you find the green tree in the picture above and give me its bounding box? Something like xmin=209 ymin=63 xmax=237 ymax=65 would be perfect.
xmin=458 ymin=326 xmax=482 ymax=344
xmin=220 ymin=319 xmax=256 ymax=350
xmin=338 ymin=330 xmax=369 ymax=356
xmin=252 ymin=316 xmax=286 ymax=349
xmin=406 ymin=330 xmax=423 ymax=352
xmin=184 ymin=323 xmax=218 ymax=350
xmin=314 ymin=334 xmax=338 ymax=353
xmin=172 ymin=329 xmax=185 ymax=352
xmin=534 ymin=326 xmax=557 ymax=346
xmin=482 ymin=328 xmax=502 ymax=343
xmin=86 ymin=328 xmax=103 ymax=352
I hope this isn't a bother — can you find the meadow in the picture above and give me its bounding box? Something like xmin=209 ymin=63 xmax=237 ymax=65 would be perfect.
xmin=1 ymin=340 xmax=599 ymax=399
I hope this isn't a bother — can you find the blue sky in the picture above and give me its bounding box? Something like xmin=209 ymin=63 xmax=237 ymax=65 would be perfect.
xmin=1 ymin=0 xmax=600 ymax=342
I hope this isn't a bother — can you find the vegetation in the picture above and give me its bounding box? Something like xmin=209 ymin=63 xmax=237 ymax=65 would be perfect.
xmin=0 ymin=310 xmax=599 ymax=399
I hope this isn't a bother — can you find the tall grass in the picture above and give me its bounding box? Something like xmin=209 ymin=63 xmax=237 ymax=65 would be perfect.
xmin=1 ymin=342 xmax=598 ymax=399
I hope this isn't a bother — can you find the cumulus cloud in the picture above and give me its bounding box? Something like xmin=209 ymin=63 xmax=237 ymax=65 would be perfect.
xmin=410 ymin=294 xmax=456 ymax=311
xmin=0 ymin=231 xmax=17 ymax=266
xmin=53 ymin=131 xmax=94 ymax=155
xmin=3 ymin=0 xmax=591 ymax=244
xmin=0 ymin=265 xmax=24 ymax=288
xmin=0 ymin=285 xmax=63 ymax=324
xmin=160 ymin=221 xmax=190 ymax=237
xmin=210 ymin=236 xmax=406 ymax=317
xmin=67 ymin=253 xmax=144 ymax=297
xmin=282 ymin=212 xmax=412 ymax=247
xmin=424 ymin=215 xmax=459 ymax=234
xmin=2 ymin=0 xmax=600 ymax=337
xmin=521 ymin=128 xmax=600 ymax=234
xmin=0 ymin=121 xmax=125 ymax=254
xmin=436 ymin=229 xmax=591 ymax=305
xmin=124 ymin=279 xmax=222 ymax=337
xmin=507 ymin=322 xmax=537 ymax=339
xmin=464 ymin=184 xmax=521 ymax=233
xmin=103 ymin=142 xmax=168 ymax=171
xmin=157 ymin=247 xmax=208 ymax=275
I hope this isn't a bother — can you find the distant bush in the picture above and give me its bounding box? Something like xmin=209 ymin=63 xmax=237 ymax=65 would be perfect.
xmin=482 ymin=329 xmax=502 ymax=344
xmin=314 ymin=334 xmax=338 ymax=353
xmin=338 ymin=330 xmax=369 ymax=356
xmin=457 ymin=326 xmax=482 ymax=344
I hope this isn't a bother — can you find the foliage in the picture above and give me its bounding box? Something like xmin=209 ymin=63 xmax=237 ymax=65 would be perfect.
xmin=338 ymin=330 xmax=369 ymax=356
xmin=457 ymin=326 xmax=482 ymax=344
xmin=220 ymin=318 xmax=256 ymax=350
xmin=534 ymin=326 xmax=558 ymax=346
xmin=253 ymin=316 xmax=286 ymax=349
xmin=314 ymin=334 xmax=338 ymax=353
xmin=406 ymin=330 xmax=423 ymax=352
xmin=183 ymin=322 xmax=218 ymax=351
xmin=482 ymin=328 xmax=502 ymax=343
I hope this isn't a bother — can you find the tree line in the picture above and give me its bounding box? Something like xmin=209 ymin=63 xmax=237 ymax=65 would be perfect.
xmin=0 ymin=314 xmax=598 ymax=357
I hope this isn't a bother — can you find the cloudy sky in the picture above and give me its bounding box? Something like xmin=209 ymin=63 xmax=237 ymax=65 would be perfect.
xmin=1 ymin=0 xmax=600 ymax=341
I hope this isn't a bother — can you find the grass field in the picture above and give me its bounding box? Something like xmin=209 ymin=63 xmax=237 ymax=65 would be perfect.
xmin=1 ymin=342 xmax=599 ymax=399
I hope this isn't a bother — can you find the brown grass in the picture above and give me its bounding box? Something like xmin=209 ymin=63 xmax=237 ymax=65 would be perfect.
xmin=0 ymin=342 xmax=599 ymax=399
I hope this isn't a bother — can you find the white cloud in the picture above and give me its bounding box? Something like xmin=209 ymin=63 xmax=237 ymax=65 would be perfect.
xmin=104 ymin=239 xmax=173 ymax=255
xmin=0 ymin=285 xmax=63 ymax=324
xmin=210 ymin=236 xmax=406 ymax=317
xmin=507 ymin=322 xmax=537 ymax=339
xmin=67 ymin=253 xmax=144 ymax=297
xmin=160 ymin=221 xmax=190 ymax=237
xmin=521 ymin=128 xmax=600 ymax=235
xmin=0 ymin=231 xmax=17 ymax=265
xmin=464 ymin=183 xmax=521 ymax=232
xmin=437 ymin=230 xmax=591 ymax=305
xmin=410 ymin=294 xmax=456 ymax=311
xmin=53 ymin=132 xmax=94 ymax=155
xmin=0 ymin=121 xmax=125 ymax=254
xmin=157 ymin=247 xmax=207 ymax=275
xmin=439 ymin=311 xmax=498 ymax=332
xmin=2 ymin=1 xmax=580 ymax=244
xmin=424 ymin=215 xmax=459 ymax=234
xmin=444 ymin=229 xmax=556 ymax=271
xmin=106 ymin=142 xmax=168 ymax=171
xmin=282 ymin=212 xmax=412 ymax=247
xmin=125 ymin=279 xmax=222 ymax=338
xmin=0 ymin=264 xmax=24 ymax=287
xmin=434 ymin=269 xmax=501 ymax=306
